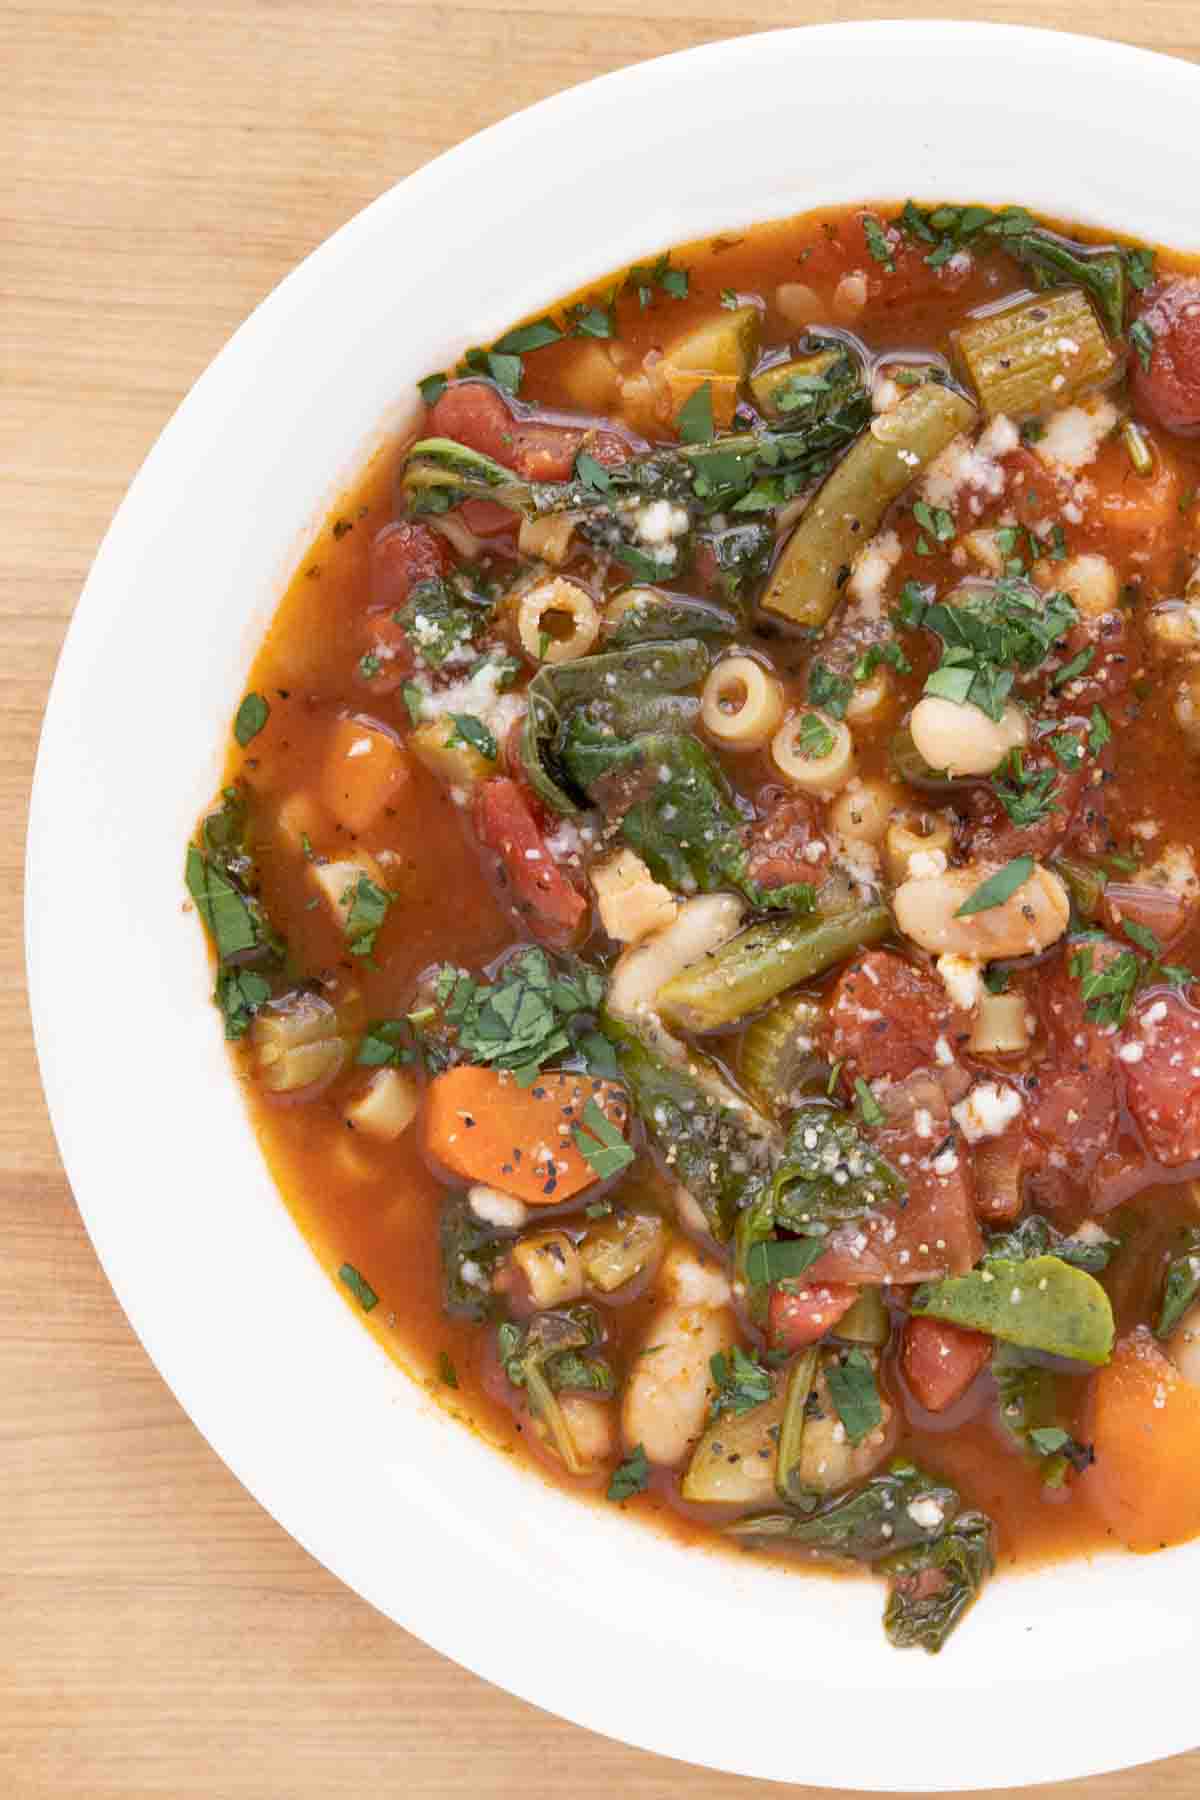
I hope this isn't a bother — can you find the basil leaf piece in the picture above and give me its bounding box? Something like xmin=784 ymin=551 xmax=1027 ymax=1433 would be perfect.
xmin=572 ymin=1097 xmax=635 ymax=1180
xmin=344 ymin=875 xmax=393 ymax=959
xmin=825 ymin=1347 xmax=883 ymax=1445
xmin=339 ymin=1263 xmax=379 ymax=1312
xmin=955 ymin=856 xmax=1034 ymax=917
xmin=608 ymin=1443 xmax=650 ymax=1501
xmin=745 ymin=1237 xmax=825 ymax=1285
xmin=676 ymin=381 xmax=715 ymax=445
xmin=492 ymin=318 xmax=563 ymax=355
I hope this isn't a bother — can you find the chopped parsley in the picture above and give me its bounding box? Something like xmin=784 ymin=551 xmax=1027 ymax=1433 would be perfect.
xmin=234 ymin=692 xmax=270 ymax=746
xmin=418 ymin=371 xmax=447 ymax=407
xmin=447 ymin=714 xmax=498 ymax=761
xmin=358 ymin=651 xmax=382 ymax=680
xmin=607 ymin=1443 xmax=650 ymax=1501
xmin=459 ymin=346 xmax=523 ymax=392
xmin=709 ymin=1345 xmax=773 ymax=1419
xmin=1129 ymin=317 xmax=1156 ymax=373
xmin=627 ymin=252 xmax=689 ymax=307
xmin=437 ymin=1351 xmax=459 ymax=1388
xmin=1052 ymin=646 xmax=1095 ymax=690
xmin=825 ymin=1349 xmax=883 ymax=1445
xmin=991 ymin=750 xmax=1059 ymax=827
xmin=427 ymin=948 xmax=608 ymax=1084
xmin=854 ymin=639 xmax=911 ymax=682
xmin=897 ymin=578 xmax=1076 ymax=723
xmin=1089 ymin=705 xmax=1112 ymax=753
xmin=1125 ymin=247 xmax=1156 ymax=292
xmin=575 ymin=450 xmax=612 ymax=492
xmin=676 ymin=381 xmax=715 ymax=444
xmin=1069 ymin=942 xmax=1139 ymax=1027
xmin=863 ymin=214 xmax=895 ymax=272
xmin=745 ymin=1237 xmax=825 ymax=1285
xmin=913 ymin=499 xmax=956 ymax=553
xmin=339 ymin=1263 xmax=379 ymax=1313
xmin=573 ymin=1098 xmax=634 ymax=1180
xmin=344 ymin=874 xmax=393 ymax=958
xmin=400 ymin=681 xmax=426 ymax=725
xmin=357 ymin=1020 xmax=413 ymax=1068
xmin=796 ymin=711 xmax=836 ymax=761
xmin=854 ymin=1077 xmax=886 ymax=1128
xmin=396 ymin=578 xmax=477 ymax=668
xmin=492 ymin=317 xmax=563 ymax=355
xmin=807 ymin=661 xmax=854 ymax=719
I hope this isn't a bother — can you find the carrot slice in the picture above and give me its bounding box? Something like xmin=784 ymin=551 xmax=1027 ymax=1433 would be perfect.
xmin=421 ymin=1065 xmax=629 ymax=1205
xmin=1081 ymin=1330 xmax=1200 ymax=1551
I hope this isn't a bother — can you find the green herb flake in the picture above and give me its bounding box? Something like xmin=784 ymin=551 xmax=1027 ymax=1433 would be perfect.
xmin=825 ymin=1348 xmax=883 ymax=1445
xmin=956 ymin=856 xmax=1034 ymax=917
xmin=234 ymin=692 xmax=270 ymax=747
xmin=797 ymin=711 xmax=836 ymax=761
xmin=575 ymin=450 xmax=612 ymax=492
xmin=1125 ymin=247 xmax=1156 ymax=292
xmin=745 ymin=1237 xmax=825 ymax=1285
xmin=344 ymin=874 xmax=393 ymax=959
xmin=339 ymin=1263 xmax=379 ymax=1312
xmin=448 ymin=714 xmax=498 ymax=761
xmin=676 ymin=381 xmax=715 ymax=445
xmin=855 ymin=1077 xmax=886 ymax=1128
xmin=709 ymin=1345 xmax=773 ymax=1419
xmin=437 ymin=1350 xmax=459 ymax=1388
xmin=720 ymin=287 xmax=740 ymax=310
xmin=607 ymin=1443 xmax=650 ymax=1501
xmin=1052 ymin=646 xmax=1095 ymax=690
xmin=863 ymin=214 xmax=895 ymax=272
xmin=418 ymin=372 xmax=448 ymax=407
xmin=573 ymin=1097 xmax=634 ymax=1180
xmin=492 ymin=318 xmax=563 ymax=355
xmin=1129 ymin=317 xmax=1156 ymax=373
xmin=357 ymin=1020 xmax=412 ymax=1068
xmin=1089 ymin=705 xmax=1112 ymax=753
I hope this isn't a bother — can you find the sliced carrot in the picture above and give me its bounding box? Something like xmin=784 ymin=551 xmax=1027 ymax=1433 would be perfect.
xmin=321 ymin=716 xmax=411 ymax=834
xmin=421 ymin=1065 xmax=629 ymax=1206
xmin=1081 ymin=1330 xmax=1200 ymax=1551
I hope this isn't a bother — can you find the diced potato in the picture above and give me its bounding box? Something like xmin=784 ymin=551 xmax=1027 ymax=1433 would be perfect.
xmin=579 ymin=1211 xmax=666 ymax=1294
xmin=343 ymin=1067 xmax=419 ymax=1142
xmin=408 ymin=718 xmax=494 ymax=786
xmin=682 ymin=1389 xmax=785 ymax=1503
xmin=320 ymin=715 xmax=411 ymax=834
xmin=512 ymin=1230 xmax=584 ymax=1308
xmin=557 ymin=340 xmax=622 ymax=414
xmin=1147 ymin=601 xmax=1200 ymax=659
xmin=309 ymin=851 xmax=384 ymax=922
xmin=654 ymin=305 xmax=760 ymax=429
xmin=591 ymin=849 xmax=677 ymax=944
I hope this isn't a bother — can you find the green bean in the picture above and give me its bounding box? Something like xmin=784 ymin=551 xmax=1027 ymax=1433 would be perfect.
xmin=762 ymin=384 xmax=977 ymax=629
xmin=739 ymin=992 xmax=827 ymax=1116
xmin=954 ymin=289 xmax=1117 ymax=421
xmin=655 ymin=902 xmax=891 ymax=1034
xmin=889 ymin=725 xmax=978 ymax=796
xmin=836 ymin=1286 xmax=890 ymax=1347
xmin=774 ymin=1348 xmax=821 ymax=1503
xmin=750 ymin=346 xmax=856 ymax=420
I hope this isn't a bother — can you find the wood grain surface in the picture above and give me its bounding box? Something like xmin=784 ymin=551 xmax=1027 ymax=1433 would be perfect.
xmin=5 ymin=4 xmax=1200 ymax=1795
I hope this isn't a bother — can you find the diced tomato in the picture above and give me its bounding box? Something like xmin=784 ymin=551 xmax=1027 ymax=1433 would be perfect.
xmin=1130 ymin=278 xmax=1200 ymax=436
xmin=806 ymin=1074 xmax=983 ymax=1286
xmin=1037 ymin=939 xmax=1123 ymax=1071
xmin=902 ymin=1316 xmax=992 ymax=1414
xmin=1051 ymin=612 xmax=1131 ymax=709
xmin=744 ymin=793 xmax=829 ymax=891
xmin=768 ymin=1281 xmax=858 ymax=1351
xmin=972 ymin=1120 xmax=1034 ymax=1224
xmin=473 ymin=776 xmax=587 ymax=945
xmin=1026 ymin=943 xmax=1123 ymax=1192
xmin=368 ymin=520 xmax=451 ymax=612
xmin=1122 ymin=987 xmax=1200 ymax=1166
xmin=358 ymin=610 xmax=416 ymax=693
xmin=430 ymin=382 xmax=515 ymax=464
xmin=459 ymin=498 xmax=518 ymax=537
xmin=824 ymin=950 xmax=969 ymax=1087
xmin=430 ymin=380 xmax=632 ymax=484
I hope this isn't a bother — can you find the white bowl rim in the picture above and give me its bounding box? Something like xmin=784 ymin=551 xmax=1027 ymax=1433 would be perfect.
xmin=26 ymin=20 xmax=1200 ymax=1791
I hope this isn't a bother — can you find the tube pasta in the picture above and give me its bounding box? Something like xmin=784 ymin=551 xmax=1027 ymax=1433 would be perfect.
xmin=700 ymin=655 xmax=785 ymax=749
xmin=770 ymin=710 xmax=856 ymax=793
xmin=516 ymin=578 xmax=600 ymax=662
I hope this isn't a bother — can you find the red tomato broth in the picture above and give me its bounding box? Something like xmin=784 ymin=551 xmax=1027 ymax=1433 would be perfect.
xmin=193 ymin=203 xmax=1200 ymax=1627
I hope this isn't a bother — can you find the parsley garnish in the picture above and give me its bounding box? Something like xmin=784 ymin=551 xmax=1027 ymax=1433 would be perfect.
xmin=1130 ymin=317 xmax=1156 ymax=373
xmin=573 ymin=1098 xmax=634 ymax=1179
xmin=1052 ymin=646 xmax=1095 ymax=690
xmin=339 ymin=1263 xmax=379 ymax=1312
xmin=460 ymin=346 xmax=523 ymax=392
xmin=566 ymin=302 xmax=616 ymax=340
xmin=913 ymin=499 xmax=955 ymax=551
xmin=492 ymin=317 xmax=563 ymax=355
xmin=1089 ymin=705 xmax=1112 ymax=753
xmin=627 ymin=252 xmax=689 ymax=307
xmin=607 ymin=1443 xmax=650 ymax=1501
xmin=431 ymin=948 xmax=607 ymax=1082
xmin=991 ymin=750 xmax=1059 ymax=827
xmin=401 ymin=681 xmax=425 ymax=725
xmin=709 ymin=1345 xmax=773 ymax=1419
xmin=796 ymin=712 xmax=835 ymax=761
xmin=854 ymin=639 xmax=911 ymax=682
xmin=825 ymin=1348 xmax=883 ymax=1445
xmin=745 ymin=1237 xmax=825 ymax=1285
xmin=1069 ymin=943 xmax=1140 ymax=1027
xmin=720 ymin=287 xmax=740 ymax=310
xmin=575 ymin=450 xmax=612 ymax=492
xmin=418 ymin=372 xmax=447 ymax=407
xmin=807 ymin=661 xmax=854 ymax=719
xmin=676 ymin=381 xmax=715 ymax=444
xmin=897 ymin=578 xmax=1076 ymax=723
xmin=344 ymin=874 xmax=393 ymax=958
xmin=437 ymin=1350 xmax=459 ymax=1388
xmin=855 ymin=1077 xmax=886 ymax=1127
xmin=357 ymin=1020 xmax=412 ymax=1068
xmin=956 ymin=856 xmax=1034 ymax=917
xmin=863 ymin=214 xmax=895 ymax=272
xmin=1125 ymin=247 xmax=1156 ymax=292
xmin=448 ymin=714 xmax=497 ymax=761
xmin=234 ymin=692 xmax=270 ymax=746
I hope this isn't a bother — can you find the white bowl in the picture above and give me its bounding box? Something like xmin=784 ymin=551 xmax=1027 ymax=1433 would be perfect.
xmin=27 ymin=21 xmax=1200 ymax=1790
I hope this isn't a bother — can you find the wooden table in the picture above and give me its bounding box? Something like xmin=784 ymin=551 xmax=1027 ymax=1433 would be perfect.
xmin=5 ymin=4 xmax=1200 ymax=1794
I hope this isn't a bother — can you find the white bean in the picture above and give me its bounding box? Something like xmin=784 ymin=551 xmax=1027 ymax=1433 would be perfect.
xmin=606 ymin=893 xmax=746 ymax=1047
xmin=894 ymin=861 xmax=1070 ymax=959
xmin=536 ymin=1394 xmax=615 ymax=1471
xmin=1037 ymin=551 xmax=1118 ymax=619
xmin=621 ymin=1302 xmax=735 ymax=1466
xmin=909 ymin=695 xmax=1028 ymax=777
xmin=775 ymin=282 xmax=823 ymax=328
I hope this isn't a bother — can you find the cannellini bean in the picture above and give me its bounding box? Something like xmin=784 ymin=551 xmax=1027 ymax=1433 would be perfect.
xmin=622 ymin=1302 xmax=735 ymax=1465
xmin=512 ymin=1231 xmax=584 ymax=1308
xmin=1148 ymin=601 xmax=1200 ymax=660
xmin=884 ymin=816 xmax=953 ymax=885
xmin=770 ymin=710 xmax=856 ymax=794
xmin=1167 ymin=1300 xmax=1200 ymax=1387
xmin=536 ymin=1394 xmax=616 ymax=1471
xmin=832 ymin=270 xmax=868 ymax=321
xmin=516 ymin=578 xmax=599 ymax=662
xmin=606 ymin=893 xmax=746 ymax=1050
xmin=829 ymin=777 xmax=901 ymax=846
xmin=657 ymin=1238 xmax=733 ymax=1309
xmin=969 ymin=991 xmax=1032 ymax=1056
xmin=796 ymin=1366 xmax=898 ymax=1494
xmin=700 ymin=655 xmax=784 ymax=750
xmin=468 ymin=1185 xmax=529 ymax=1231
xmin=909 ymin=695 xmax=1028 ymax=777
xmin=1036 ymin=551 xmax=1118 ymax=619
xmin=962 ymin=529 xmax=1005 ymax=576
xmin=894 ymin=861 xmax=1070 ymax=959
xmin=590 ymin=848 xmax=677 ymax=944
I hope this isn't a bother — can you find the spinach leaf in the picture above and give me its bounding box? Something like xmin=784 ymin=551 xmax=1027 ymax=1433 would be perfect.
xmin=728 ymin=1460 xmax=961 ymax=1560
xmin=439 ymin=1196 xmax=508 ymax=1321
xmin=882 ymin=1511 xmax=995 ymax=1653
xmin=396 ymin=577 xmax=478 ymax=668
xmin=605 ymin=592 xmax=739 ymax=649
xmin=496 ymin=1305 xmax=610 ymax=1474
xmin=694 ymin=521 xmax=773 ymax=600
xmin=984 ymin=1213 xmax=1119 ymax=1275
xmin=772 ymin=1106 xmax=903 ymax=1233
xmin=186 ymin=787 xmax=285 ymax=1039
